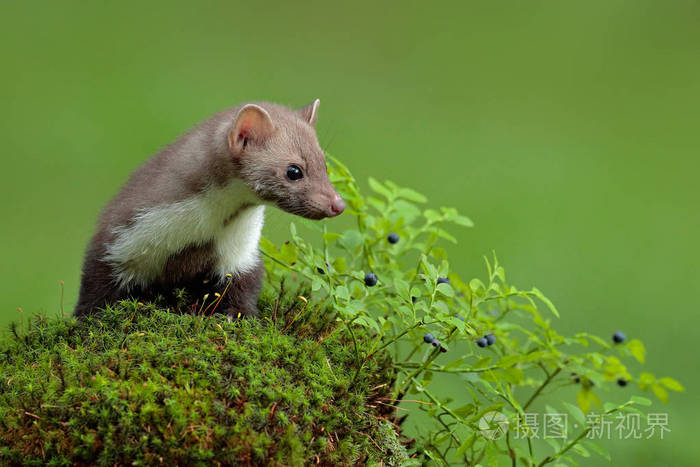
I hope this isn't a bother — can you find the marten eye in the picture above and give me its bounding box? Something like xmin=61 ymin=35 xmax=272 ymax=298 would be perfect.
xmin=286 ymin=165 xmax=304 ymax=181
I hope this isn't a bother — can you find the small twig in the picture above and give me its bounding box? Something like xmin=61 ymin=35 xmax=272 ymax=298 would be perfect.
xmin=281 ymin=297 xmax=308 ymax=334
xmin=374 ymin=401 xmax=408 ymax=411
xmin=378 ymin=397 xmax=433 ymax=406
xmin=206 ymin=274 xmax=233 ymax=318
xmin=537 ymin=427 xmax=591 ymax=466
xmin=523 ymin=367 xmax=561 ymax=410
xmin=359 ymin=432 xmax=386 ymax=454
xmin=59 ymin=280 xmax=66 ymax=317
xmin=24 ymin=411 xmax=41 ymax=420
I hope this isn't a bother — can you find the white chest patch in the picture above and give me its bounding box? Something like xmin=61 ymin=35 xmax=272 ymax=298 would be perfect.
xmin=104 ymin=181 xmax=265 ymax=289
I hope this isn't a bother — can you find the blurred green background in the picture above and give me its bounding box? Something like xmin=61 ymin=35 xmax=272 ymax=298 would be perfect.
xmin=1 ymin=1 xmax=697 ymax=464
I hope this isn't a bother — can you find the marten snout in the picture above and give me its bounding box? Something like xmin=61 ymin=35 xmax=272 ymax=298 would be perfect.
xmin=329 ymin=193 xmax=346 ymax=217
xmin=297 ymin=190 xmax=345 ymax=220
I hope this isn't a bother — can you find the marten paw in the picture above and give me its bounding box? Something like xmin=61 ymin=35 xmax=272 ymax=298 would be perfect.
xmin=223 ymin=305 xmax=258 ymax=320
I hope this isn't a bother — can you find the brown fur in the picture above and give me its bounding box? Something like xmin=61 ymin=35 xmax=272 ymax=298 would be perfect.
xmin=75 ymin=100 xmax=343 ymax=317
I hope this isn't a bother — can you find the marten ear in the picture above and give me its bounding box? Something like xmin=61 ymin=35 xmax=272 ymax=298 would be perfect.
xmin=228 ymin=104 xmax=275 ymax=153
xmin=298 ymin=98 xmax=320 ymax=126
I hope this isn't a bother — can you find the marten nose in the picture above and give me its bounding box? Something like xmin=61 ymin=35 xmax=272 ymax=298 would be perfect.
xmin=329 ymin=194 xmax=346 ymax=217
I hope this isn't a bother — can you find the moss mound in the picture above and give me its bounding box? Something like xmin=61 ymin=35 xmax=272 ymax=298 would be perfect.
xmin=0 ymin=300 xmax=404 ymax=466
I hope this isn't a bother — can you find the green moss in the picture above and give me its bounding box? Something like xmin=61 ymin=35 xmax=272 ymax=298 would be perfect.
xmin=0 ymin=299 xmax=404 ymax=466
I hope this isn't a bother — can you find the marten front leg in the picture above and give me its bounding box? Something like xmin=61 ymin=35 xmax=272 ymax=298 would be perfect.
xmin=217 ymin=260 xmax=264 ymax=319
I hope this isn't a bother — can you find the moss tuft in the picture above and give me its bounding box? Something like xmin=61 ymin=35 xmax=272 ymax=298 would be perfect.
xmin=0 ymin=299 xmax=404 ymax=466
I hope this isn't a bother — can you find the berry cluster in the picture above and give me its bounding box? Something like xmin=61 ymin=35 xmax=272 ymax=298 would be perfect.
xmin=476 ymin=333 xmax=495 ymax=348
xmin=570 ymin=331 xmax=630 ymax=387
xmin=422 ymin=333 xmax=447 ymax=352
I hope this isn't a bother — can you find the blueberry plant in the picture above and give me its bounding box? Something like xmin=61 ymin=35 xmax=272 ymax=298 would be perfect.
xmin=260 ymin=156 xmax=684 ymax=465
xmin=0 ymin=156 xmax=684 ymax=466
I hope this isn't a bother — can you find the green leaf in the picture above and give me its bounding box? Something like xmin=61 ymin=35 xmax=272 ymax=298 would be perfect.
xmin=630 ymin=395 xmax=652 ymax=406
xmin=658 ymin=377 xmax=685 ymax=392
xmin=575 ymin=332 xmax=608 ymax=348
xmin=544 ymin=437 xmax=561 ymax=453
xmin=437 ymin=260 xmax=449 ymax=277
xmin=311 ymin=276 xmax=325 ymax=292
xmin=582 ymin=441 xmax=611 ymax=461
xmin=368 ymin=177 xmax=393 ymax=200
xmin=394 ymin=279 xmax=410 ymax=301
xmin=334 ymin=286 xmax=350 ymax=301
xmin=279 ymin=242 xmax=298 ymax=265
xmin=572 ymin=443 xmax=590 ymax=457
xmin=502 ymin=366 xmax=524 ymax=384
xmin=443 ymin=357 xmax=465 ymax=370
xmin=530 ymin=287 xmax=559 ymax=317
xmin=322 ymin=232 xmax=342 ymax=243
xmin=455 ymin=433 xmax=477 ymax=456
xmin=577 ymin=389 xmax=591 ymax=413
xmin=451 ymin=214 xmax=474 ymax=227
xmin=651 ymin=383 xmax=669 ymax=403
xmin=443 ymin=317 xmax=468 ymax=334
xmin=638 ymin=372 xmax=655 ymax=390
xmin=397 ymin=187 xmax=427 ymax=203
xmin=353 ymin=316 xmax=380 ymax=333
xmin=391 ymin=200 xmax=422 ymax=222
xmin=259 ymin=237 xmax=277 ymax=254
xmin=339 ymin=230 xmax=363 ymax=250
xmin=436 ymin=283 xmax=454 ymax=297
xmin=497 ymin=354 xmax=520 ymax=368
xmin=423 ymin=209 xmax=442 ymax=223
xmin=627 ymin=339 xmax=646 ymax=364
xmin=366 ymin=196 xmax=386 ymax=212
xmin=399 ymin=460 xmax=422 ymax=467
xmin=472 ymin=357 xmax=492 ymax=369
xmin=563 ymin=402 xmax=585 ymax=425
xmin=603 ymin=402 xmax=617 ymax=412
xmin=436 ymin=228 xmax=457 ymax=243
xmin=452 ymin=404 xmax=476 ymax=418
xmin=332 ymin=257 xmax=348 ymax=273
xmin=493 ymin=266 xmax=506 ymax=282
xmin=420 ymin=256 xmax=438 ymax=281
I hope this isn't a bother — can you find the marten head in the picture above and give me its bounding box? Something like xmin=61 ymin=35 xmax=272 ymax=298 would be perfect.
xmin=227 ymin=100 xmax=345 ymax=220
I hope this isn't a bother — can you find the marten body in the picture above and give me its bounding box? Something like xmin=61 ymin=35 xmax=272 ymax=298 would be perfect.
xmin=75 ymin=100 xmax=344 ymax=317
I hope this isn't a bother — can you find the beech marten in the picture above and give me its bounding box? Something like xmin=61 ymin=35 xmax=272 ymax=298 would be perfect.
xmin=75 ymin=100 xmax=345 ymax=317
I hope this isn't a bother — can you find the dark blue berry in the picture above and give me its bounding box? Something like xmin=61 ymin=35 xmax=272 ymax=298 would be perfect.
xmin=437 ymin=277 xmax=450 ymax=285
xmin=411 ymin=296 xmax=417 ymax=304
xmin=387 ymin=233 xmax=400 ymax=244
xmin=455 ymin=313 xmax=464 ymax=321
xmin=617 ymin=378 xmax=628 ymax=387
xmin=316 ymin=267 xmax=325 ymax=275
xmin=612 ymin=331 xmax=626 ymax=344
xmin=485 ymin=333 xmax=495 ymax=346
xmin=364 ymin=273 xmax=378 ymax=287
xmin=476 ymin=337 xmax=488 ymax=348
xmin=431 ymin=339 xmax=440 ymax=347
xmin=423 ymin=333 xmax=435 ymax=344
